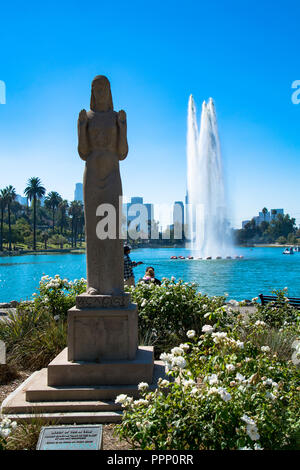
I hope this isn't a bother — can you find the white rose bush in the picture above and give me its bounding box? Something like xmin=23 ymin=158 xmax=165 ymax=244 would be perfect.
xmin=0 ymin=275 xmax=87 ymax=370
xmin=127 ymin=278 xmax=227 ymax=355
xmin=115 ymin=289 xmax=300 ymax=450
xmin=34 ymin=275 xmax=87 ymax=319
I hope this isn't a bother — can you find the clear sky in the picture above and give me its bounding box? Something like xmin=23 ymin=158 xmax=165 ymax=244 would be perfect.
xmin=0 ymin=0 xmax=300 ymax=228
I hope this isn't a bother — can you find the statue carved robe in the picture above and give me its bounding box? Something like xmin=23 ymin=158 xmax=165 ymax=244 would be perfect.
xmin=77 ymin=76 xmax=128 ymax=295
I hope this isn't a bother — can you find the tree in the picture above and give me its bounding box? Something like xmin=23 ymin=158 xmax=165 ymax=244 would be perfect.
xmin=0 ymin=188 xmax=8 ymax=251
xmin=287 ymin=233 xmax=297 ymax=245
xmin=45 ymin=191 xmax=62 ymax=232
xmin=69 ymin=201 xmax=83 ymax=248
xmin=57 ymin=199 xmax=69 ymax=234
xmin=5 ymin=185 xmax=17 ymax=251
xmin=24 ymin=177 xmax=46 ymax=250
xmin=41 ymin=231 xmax=49 ymax=250
xmin=49 ymin=234 xmax=67 ymax=249
xmin=267 ymin=214 xmax=296 ymax=240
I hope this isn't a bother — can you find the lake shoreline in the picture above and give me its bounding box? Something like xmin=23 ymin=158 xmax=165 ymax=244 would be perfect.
xmin=0 ymin=243 xmax=292 ymax=258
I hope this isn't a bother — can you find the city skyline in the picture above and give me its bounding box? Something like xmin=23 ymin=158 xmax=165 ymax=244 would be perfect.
xmin=14 ymin=180 xmax=298 ymax=231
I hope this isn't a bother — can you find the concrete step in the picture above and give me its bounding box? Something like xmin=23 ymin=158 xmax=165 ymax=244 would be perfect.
xmin=1 ymin=361 xmax=166 ymax=424
xmin=47 ymin=346 xmax=155 ymax=386
xmin=1 ymin=411 xmax=123 ymax=424
xmin=24 ymin=363 xmax=165 ymax=402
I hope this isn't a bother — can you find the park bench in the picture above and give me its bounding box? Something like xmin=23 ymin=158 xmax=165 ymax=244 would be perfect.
xmin=259 ymin=294 xmax=300 ymax=310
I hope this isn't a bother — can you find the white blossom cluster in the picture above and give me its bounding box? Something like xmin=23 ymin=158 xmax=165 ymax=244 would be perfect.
xmin=211 ymin=331 xmax=244 ymax=349
xmin=160 ymin=351 xmax=187 ymax=371
xmin=291 ymin=339 xmax=300 ymax=366
xmin=241 ymin=415 xmax=260 ymax=441
xmin=39 ymin=274 xmax=86 ymax=290
xmin=0 ymin=417 xmax=17 ymax=439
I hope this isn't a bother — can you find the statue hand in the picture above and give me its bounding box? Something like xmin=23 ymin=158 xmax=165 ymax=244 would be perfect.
xmin=117 ymin=110 xmax=126 ymax=125
xmin=78 ymin=109 xmax=88 ymax=124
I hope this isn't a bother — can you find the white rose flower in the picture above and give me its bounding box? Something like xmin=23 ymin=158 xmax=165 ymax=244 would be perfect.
xmin=158 ymin=378 xmax=170 ymax=387
xmin=207 ymin=374 xmax=218 ymax=385
xmin=266 ymin=391 xmax=276 ymax=400
xmin=186 ymin=330 xmax=196 ymax=339
xmin=171 ymin=346 xmax=184 ymax=356
xmin=202 ymin=325 xmax=214 ymax=334
xmin=254 ymin=320 xmax=266 ymax=327
xmin=134 ymin=399 xmax=149 ymax=406
xmin=254 ymin=443 xmax=263 ymax=450
xmin=172 ymin=356 xmax=186 ymax=369
xmin=115 ymin=394 xmax=128 ymax=404
xmin=246 ymin=425 xmax=260 ymax=441
xmin=236 ymin=373 xmax=246 ymax=382
xmin=218 ymin=387 xmax=231 ymax=402
xmin=0 ymin=428 xmax=11 ymax=438
xmin=138 ymin=382 xmax=149 ymax=391
xmin=261 ymin=346 xmax=270 ymax=353
xmin=241 ymin=414 xmax=256 ymax=426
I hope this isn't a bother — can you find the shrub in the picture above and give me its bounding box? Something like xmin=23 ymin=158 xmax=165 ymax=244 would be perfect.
xmin=115 ymin=327 xmax=300 ymax=450
xmin=127 ymin=278 xmax=226 ymax=355
xmin=8 ymin=317 xmax=67 ymax=371
xmin=0 ymin=274 xmax=86 ymax=370
xmin=253 ymin=289 xmax=300 ymax=330
xmin=33 ymin=275 xmax=86 ymax=320
xmin=0 ymin=364 xmax=20 ymax=385
xmin=4 ymin=417 xmax=60 ymax=450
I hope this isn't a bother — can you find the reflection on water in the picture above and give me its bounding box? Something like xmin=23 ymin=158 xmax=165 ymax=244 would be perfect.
xmin=0 ymin=247 xmax=299 ymax=302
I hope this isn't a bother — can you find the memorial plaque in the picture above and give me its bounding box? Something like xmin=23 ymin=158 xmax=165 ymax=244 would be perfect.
xmin=0 ymin=340 xmax=6 ymax=364
xmin=37 ymin=425 xmax=103 ymax=450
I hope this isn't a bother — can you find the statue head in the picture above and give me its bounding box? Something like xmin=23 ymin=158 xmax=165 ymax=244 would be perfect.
xmin=90 ymin=75 xmax=113 ymax=112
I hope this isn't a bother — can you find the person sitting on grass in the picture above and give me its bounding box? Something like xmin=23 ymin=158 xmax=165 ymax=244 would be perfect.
xmin=139 ymin=266 xmax=161 ymax=286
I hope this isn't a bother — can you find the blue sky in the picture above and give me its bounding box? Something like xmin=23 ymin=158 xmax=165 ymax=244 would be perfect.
xmin=0 ymin=0 xmax=300 ymax=228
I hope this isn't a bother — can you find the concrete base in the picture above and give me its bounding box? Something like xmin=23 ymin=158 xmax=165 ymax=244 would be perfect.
xmin=48 ymin=346 xmax=154 ymax=386
xmin=68 ymin=304 xmax=138 ymax=361
xmin=1 ymin=362 xmax=166 ymax=424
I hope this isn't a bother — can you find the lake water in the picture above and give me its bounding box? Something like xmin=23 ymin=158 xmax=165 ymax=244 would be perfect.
xmin=0 ymin=247 xmax=299 ymax=303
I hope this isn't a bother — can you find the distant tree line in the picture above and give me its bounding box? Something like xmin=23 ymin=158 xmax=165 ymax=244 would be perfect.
xmin=234 ymin=208 xmax=300 ymax=245
xmin=0 ymin=177 xmax=84 ymax=252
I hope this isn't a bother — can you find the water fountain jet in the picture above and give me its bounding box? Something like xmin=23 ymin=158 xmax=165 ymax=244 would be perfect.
xmin=186 ymin=95 xmax=232 ymax=258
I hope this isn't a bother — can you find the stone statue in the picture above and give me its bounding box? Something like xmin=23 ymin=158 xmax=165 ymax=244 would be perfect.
xmin=78 ymin=76 xmax=128 ymax=296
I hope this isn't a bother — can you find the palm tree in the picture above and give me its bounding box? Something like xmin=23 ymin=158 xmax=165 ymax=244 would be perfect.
xmin=69 ymin=201 xmax=83 ymax=248
xmin=0 ymin=188 xmax=8 ymax=251
xmin=5 ymin=186 xmax=17 ymax=251
xmin=45 ymin=191 xmax=62 ymax=233
xmin=57 ymin=199 xmax=69 ymax=234
xmin=24 ymin=177 xmax=46 ymax=250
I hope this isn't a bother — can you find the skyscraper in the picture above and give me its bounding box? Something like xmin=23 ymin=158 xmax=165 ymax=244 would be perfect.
xmin=74 ymin=183 xmax=83 ymax=202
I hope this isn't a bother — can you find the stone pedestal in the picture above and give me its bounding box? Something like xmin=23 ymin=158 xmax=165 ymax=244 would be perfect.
xmin=0 ymin=292 xmax=164 ymax=423
xmin=68 ymin=305 xmax=138 ymax=362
